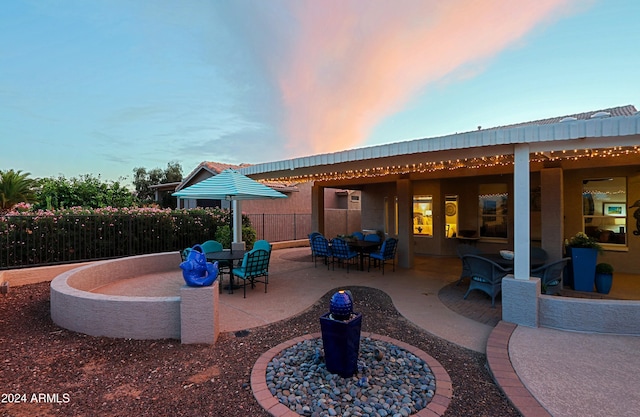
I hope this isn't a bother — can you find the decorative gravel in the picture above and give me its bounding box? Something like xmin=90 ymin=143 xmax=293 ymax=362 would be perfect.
xmin=267 ymin=337 xmax=435 ymax=417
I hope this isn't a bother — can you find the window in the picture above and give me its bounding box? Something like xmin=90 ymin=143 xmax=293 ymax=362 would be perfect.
xmin=583 ymin=177 xmax=626 ymax=245
xmin=479 ymin=184 xmax=508 ymax=239
xmin=445 ymin=195 xmax=458 ymax=238
xmin=413 ymin=195 xmax=433 ymax=236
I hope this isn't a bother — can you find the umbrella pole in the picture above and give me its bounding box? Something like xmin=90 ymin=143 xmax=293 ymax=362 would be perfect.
xmin=231 ymin=200 xmax=242 ymax=251
xmin=229 ymin=203 xmax=233 ymax=253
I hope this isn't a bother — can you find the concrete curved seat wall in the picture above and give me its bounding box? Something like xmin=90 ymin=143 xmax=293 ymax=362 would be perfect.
xmin=50 ymin=252 xmax=182 ymax=340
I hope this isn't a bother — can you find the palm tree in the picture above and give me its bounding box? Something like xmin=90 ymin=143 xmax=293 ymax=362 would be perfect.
xmin=0 ymin=169 xmax=37 ymax=213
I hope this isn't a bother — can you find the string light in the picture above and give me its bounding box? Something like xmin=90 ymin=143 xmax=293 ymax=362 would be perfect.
xmin=259 ymin=145 xmax=640 ymax=183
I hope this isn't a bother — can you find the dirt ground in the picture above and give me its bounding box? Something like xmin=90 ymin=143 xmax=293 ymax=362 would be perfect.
xmin=0 ymin=283 xmax=520 ymax=417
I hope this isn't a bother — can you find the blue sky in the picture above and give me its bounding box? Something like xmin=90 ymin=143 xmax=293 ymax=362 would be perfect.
xmin=1 ymin=0 xmax=638 ymax=184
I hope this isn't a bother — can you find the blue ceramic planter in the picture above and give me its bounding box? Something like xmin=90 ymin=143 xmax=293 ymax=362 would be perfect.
xmin=568 ymin=247 xmax=597 ymax=292
xmin=595 ymin=273 xmax=613 ymax=294
xmin=320 ymin=312 xmax=362 ymax=377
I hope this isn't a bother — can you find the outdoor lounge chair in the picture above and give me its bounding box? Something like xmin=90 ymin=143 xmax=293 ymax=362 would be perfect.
xmin=530 ymin=257 xmax=570 ymax=294
xmin=232 ymin=248 xmax=271 ymax=298
xmin=368 ymin=238 xmax=398 ymax=274
xmin=530 ymin=247 xmax=549 ymax=263
xmin=462 ymin=254 xmax=511 ymax=307
xmin=456 ymin=244 xmax=483 ymax=285
xmin=329 ymin=237 xmax=358 ymax=272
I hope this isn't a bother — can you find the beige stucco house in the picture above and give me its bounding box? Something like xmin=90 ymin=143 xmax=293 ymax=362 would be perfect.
xmin=238 ymin=105 xmax=640 ymax=333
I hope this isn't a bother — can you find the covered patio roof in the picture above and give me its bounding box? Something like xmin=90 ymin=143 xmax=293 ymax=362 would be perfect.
xmin=240 ymin=105 xmax=639 ymax=182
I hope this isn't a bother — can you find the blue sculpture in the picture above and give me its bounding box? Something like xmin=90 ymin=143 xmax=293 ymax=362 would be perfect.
xmin=179 ymin=244 xmax=219 ymax=287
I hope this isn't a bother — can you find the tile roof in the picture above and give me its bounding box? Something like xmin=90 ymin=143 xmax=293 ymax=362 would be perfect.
xmin=200 ymin=161 xmax=241 ymax=174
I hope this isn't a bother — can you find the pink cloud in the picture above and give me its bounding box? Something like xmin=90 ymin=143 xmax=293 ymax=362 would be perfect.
xmin=272 ymin=0 xmax=583 ymax=156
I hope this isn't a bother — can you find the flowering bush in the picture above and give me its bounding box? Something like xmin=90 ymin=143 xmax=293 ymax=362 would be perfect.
xmin=566 ymin=232 xmax=602 ymax=252
xmin=0 ymin=206 xmax=255 ymax=268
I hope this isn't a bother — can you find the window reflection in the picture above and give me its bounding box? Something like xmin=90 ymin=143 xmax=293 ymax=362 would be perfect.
xmin=479 ymin=184 xmax=508 ymax=239
xmin=583 ymin=177 xmax=627 ymax=245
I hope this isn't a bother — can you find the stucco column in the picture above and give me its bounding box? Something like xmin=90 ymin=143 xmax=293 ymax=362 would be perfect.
xmin=503 ymin=143 xmax=539 ymax=328
xmin=541 ymin=168 xmax=564 ymax=261
xmin=180 ymin=281 xmax=220 ymax=344
xmin=513 ymin=143 xmax=531 ymax=279
xmin=311 ymin=184 xmax=325 ymax=234
xmin=396 ymin=179 xmax=414 ymax=269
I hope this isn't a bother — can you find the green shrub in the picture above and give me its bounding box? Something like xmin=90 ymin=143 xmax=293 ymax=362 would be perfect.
xmin=596 ymin=263 xmax=614 ymax=274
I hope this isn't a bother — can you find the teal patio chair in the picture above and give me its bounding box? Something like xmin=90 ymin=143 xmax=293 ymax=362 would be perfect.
xmin=253 ymin=239 xmax=271 ymax=252
xmin=201 ymin=240 xmax=223 ymax=253
xmin=180 ymin=247 xmax=192 ymax=261
xmin=200 ymin=240 xmax=229 ymax=290
xmin=232 ymin=248 xmax=271 ymax=298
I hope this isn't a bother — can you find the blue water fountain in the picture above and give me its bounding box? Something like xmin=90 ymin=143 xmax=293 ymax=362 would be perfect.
xmin=320 ymin=290 xmax=363 ymax=377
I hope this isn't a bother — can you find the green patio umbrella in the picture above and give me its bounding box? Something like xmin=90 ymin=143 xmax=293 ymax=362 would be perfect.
xmin=172 ymin=169 xmax=287 ymax=249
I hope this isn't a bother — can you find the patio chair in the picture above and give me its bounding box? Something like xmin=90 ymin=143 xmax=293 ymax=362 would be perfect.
xmin=200 ymin=240 xmax=230 ymax=289
xmin=308 ymin=232 xmax=322 ymax=261
xmin=462 ymin=254 xmax=511 ymax=307
xmin=351 ymin=231 xmax=364 ymax=241
xmin=311 ymin=235 xmax=332 ymax=269
xmin=530 ymin=257 xmax=570 ymax=294
xmin=232 ymin=248 xmax=271 ymax=298
xmin=368 ymin=238 xmax=398 ymax=274
xmin=201 ymin=240 xmax=223 ymax=253
xmin=531 ymin=247 xmax=549 ymax=263
xmin=180 ymin=247 xmax=192 ymax=261
xmin=364 ymin=233 xmax=381 ymax=243
xmin=456 ymin=244 xmax=483 ymax=285
xmin=253 ymin=239 xmax=272 ymax=252
xmin=329 ymin=237 xmax=359 ymax=273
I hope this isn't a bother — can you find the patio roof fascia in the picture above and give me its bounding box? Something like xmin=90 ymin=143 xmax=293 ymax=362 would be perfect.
xmin=239 ymin=114 xmax=640 ymax=180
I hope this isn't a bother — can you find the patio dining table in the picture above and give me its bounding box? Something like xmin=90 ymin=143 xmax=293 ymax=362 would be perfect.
xmin=347 ymin=240 xmax=381 ymax=271
xmin=206 ymin=250 xmax=247 ymax=293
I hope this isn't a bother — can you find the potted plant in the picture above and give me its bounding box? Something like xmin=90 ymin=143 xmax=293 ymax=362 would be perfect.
xmin=565 ymin=232 xmax=602 ymax=292
xmin=595 ymin=263 xmax=614 ymax=294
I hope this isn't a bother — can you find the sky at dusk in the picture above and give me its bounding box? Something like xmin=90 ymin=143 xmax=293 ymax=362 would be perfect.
xmin=1 ymin=0 xmax=638 ymax=184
